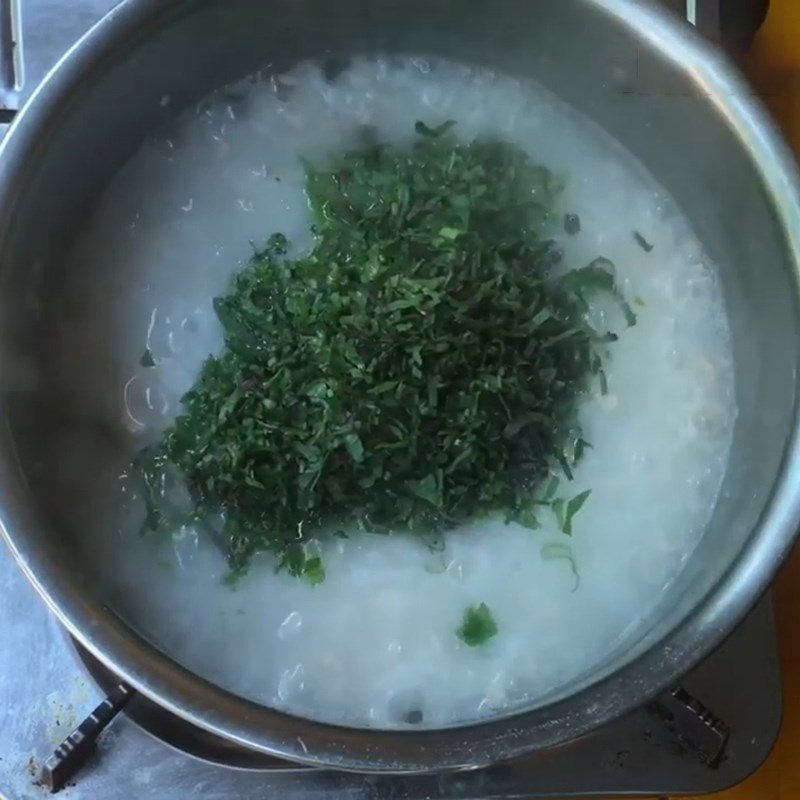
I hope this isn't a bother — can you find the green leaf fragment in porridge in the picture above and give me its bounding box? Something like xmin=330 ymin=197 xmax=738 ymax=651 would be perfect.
xmin=564 ymin=213 xmax=581 ymax=235
xmin=137 ymin=121 xmax=634 ymax=577
xmin=457 ymin=602 xmax=498 ymax=647
xmin=279 ymin=546 xmax=326 ymax=586
xmin=302 ymin=556 xmax=326 ymax=586
xmin=552 ymin=489 xmax=592 ymax=536
xmin=633 ymin=231 xmax=654 ymax=253
xmin=414 ymin=119 xmax=456 ymax=138
xmin=139 ymin=347 xmax=156 ymax=368
xmin=510 ymin=502 xmax=541 ymax=531
xmin=559 ymin=258 xmax=637 ymax=328
xmin=541 ymin=542 xmax=580 ymax=591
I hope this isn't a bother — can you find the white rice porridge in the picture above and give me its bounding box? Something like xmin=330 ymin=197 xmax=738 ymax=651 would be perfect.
xmin=46 ymin=56 xmax=736 ymax=727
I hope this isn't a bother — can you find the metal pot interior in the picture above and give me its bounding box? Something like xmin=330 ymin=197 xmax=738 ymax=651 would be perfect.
xmin=0 ymin=0 xmax=798 ymax=770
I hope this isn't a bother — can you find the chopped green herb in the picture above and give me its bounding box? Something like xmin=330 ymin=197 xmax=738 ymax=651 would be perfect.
xmin=633 ymin=231 xmax=654 ymax=253
xmin=541 ymin=542 xmax=580 ymax=591
xmin=302 ymin=556 xmax=326 ymax=586
xmin=279 ymin=546 xmax=326 ymax=586
xmin=414 ymin=119 xmax=456 ymax=138
xmin=541 ymin=474 xmax=560 ymax=502
xmin=457 ymin=602 xmax=498 ymax=646
xmin=564 ymin=213 xmax=581 ymax=235
xmin=138 ymin=122 xmax=633 ymax=577
xmin=559 ymin=257 xmax=637 ymax=328
xmin=599 ymin=369 xmax=610 ymax=396
xmin=140 ymin=347 xmax=156 ymax=368
xmin=511 ymin=503 xmax=541 ymax=531
xmin=552 ymin=489 xmax=592 ymax=536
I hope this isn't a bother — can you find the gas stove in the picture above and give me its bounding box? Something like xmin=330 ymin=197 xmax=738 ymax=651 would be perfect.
xmin=0 ymin=1 xmax=780 ymax=798
xmin=0 ymin=545 xmax=782 ymax=799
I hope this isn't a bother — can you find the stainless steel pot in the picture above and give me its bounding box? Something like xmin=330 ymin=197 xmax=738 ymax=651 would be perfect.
xmin=1 ymin=0 xmax=799 ymax=773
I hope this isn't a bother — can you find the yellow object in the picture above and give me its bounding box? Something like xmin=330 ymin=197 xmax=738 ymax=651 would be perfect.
xmin=745 ymin=0 xmax=800 ymax=151
xmin=684 ymin=2 xmax=800 ymax=798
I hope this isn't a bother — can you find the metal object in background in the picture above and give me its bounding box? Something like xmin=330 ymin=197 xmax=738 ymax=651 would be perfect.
xmin=719 ymin=0 xmax=770 ymax=52
xmin=0 ymin=0 xmax=124 ymax=127
xmin=661 ymin=0 xmax=770 ymax=51
xmin=0 ymin=0 xmax=23 ymax=120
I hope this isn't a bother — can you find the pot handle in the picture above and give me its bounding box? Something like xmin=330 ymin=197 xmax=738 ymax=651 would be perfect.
xmin=651 ymin=685 xmax=730 ymax=768
xmin=40 ymin=682 xmax=136 ymax=793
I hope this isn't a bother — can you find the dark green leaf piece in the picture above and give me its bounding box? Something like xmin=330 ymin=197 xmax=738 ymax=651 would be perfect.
xmin=279 ymin=546 xmax=326 ymax=586
xmin=564 ymin=213 xmax=581 ymax=235
xmin=457 ymin=602 xmax=498 ymax=646
xmin=633 ymin=231 xmax=654 ymax=253
xmin=552 ymin=489 xmax=592 ymax=536
xmin=140 ymin=348 xmax=156 ymax=368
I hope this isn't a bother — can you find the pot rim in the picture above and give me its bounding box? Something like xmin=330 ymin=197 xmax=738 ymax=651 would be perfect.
xmin=1 ymin=0 xmax=799 ymax=772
